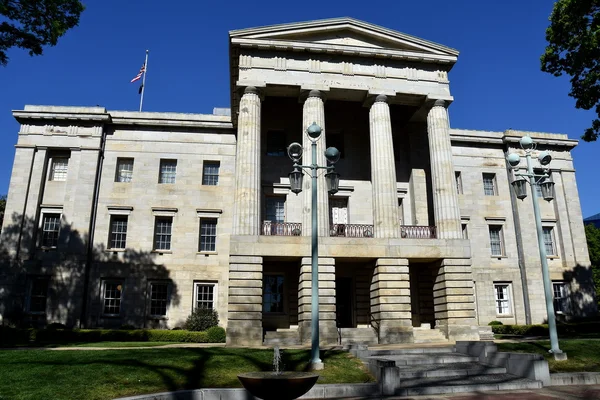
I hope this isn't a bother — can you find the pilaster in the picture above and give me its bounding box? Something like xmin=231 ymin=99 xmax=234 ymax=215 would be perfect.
xmin=298 ymin=257 xmax=337 ymax=344
xmin=301 ymin=90 xmax=329 ymax=237
xmin=370 ymin=258 xmax=413 ymax=343
xmin=426 ymin=100 xmax=462 ymax=239
xmin=226 ymin=255 xmax=263 ymax=346
xmin=369 ymin=95 xmax=400 ymax=238
xmin=232 ymin=87 xmax=262 ymax=235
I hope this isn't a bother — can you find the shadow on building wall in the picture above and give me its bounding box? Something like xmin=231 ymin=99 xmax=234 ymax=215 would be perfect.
xmin=564 ymin=265 xmax=599 ymax=319
xmin=0 ymin=212 xmax=180 ymax=329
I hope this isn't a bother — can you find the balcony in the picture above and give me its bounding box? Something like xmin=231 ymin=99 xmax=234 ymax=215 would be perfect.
xmin=330 ymin=224 xmax=374 ymax=238
xmin=262 ymin=221 xmax=302 ymax=236
xmin=401 ymin=225 xmax=437 ymax=239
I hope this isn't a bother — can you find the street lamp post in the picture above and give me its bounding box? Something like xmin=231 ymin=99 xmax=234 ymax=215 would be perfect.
xmin=507 ymin=135 xmax=567 ymax=361
xmin=287 ymin=122 xmax=340 ymax=370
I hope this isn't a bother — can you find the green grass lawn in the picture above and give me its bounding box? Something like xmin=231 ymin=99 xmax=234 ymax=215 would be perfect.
xmin=497 ymin=339 xmax=600 ymax=373
xmin=57 ymin=341 xmax=177 ymax=348
xmin=0 ymin=347 xmax=374 ymax=400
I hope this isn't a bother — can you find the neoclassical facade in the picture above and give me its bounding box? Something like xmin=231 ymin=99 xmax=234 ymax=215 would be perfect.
xmin=0 ymin=18 xmax=596 ymax=346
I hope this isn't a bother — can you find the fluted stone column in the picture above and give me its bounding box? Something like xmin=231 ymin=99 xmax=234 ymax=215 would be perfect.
xmin=298 ymin=257 xmax=337 ymax=345
xmin=369 ymin=95 xmax=400 ymax=238
xmin=302 ymin=90 xmax=329 ymax=237
xmin=370 ymin=258 xmax=413 ymax=343
xmin=426 ymin=100 xmax=462 ymax=239
xmin=232 ymin=86 xmax=261 ymax=235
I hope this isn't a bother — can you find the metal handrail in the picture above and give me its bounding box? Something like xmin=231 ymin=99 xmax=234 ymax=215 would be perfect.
xmin=400 ymin=225 xmax=437 ymax=239
xmin=329 ymin=224 xmax=374 ymax=238
xmin=261 ymin=221 xmax=302 ymax=236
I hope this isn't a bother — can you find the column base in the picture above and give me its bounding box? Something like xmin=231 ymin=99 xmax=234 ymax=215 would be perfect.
xmin=226 ymin=322 xmax=263 ymax=346
xmin=299 ymin=320 xmax=338 ymax=345
xmin=438 ymin=324 xmax=480 ymax=342
xmin=378 ymin=325 xmax=414 ymax=344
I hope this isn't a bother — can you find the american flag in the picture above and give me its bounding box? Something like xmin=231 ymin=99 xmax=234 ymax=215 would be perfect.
xmin=130 ymin=64 xmax=145 ymax=83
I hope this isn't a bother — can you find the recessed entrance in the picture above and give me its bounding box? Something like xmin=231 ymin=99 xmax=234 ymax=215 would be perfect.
xmin=336 ymin=277 xmax=354 ymax=328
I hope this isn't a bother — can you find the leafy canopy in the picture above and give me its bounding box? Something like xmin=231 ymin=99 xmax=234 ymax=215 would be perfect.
xmin=584 ymin=223 xmax=600 ymax=307
xmin=0 ymin=0 xmax=84 ymax=66
xmin=541 ymin=0 xmax=600 ymax=141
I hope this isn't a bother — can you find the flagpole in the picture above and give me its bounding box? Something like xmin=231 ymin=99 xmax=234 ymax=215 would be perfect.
xmin=139 ymin=50 xmax=149 ymax=112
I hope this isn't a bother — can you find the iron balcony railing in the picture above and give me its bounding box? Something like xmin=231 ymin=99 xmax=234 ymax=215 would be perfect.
xmin=329 ymin=224 xmax=374 ymax=238
xmin=261 ymin=221 xmax=302 ymax=236
xmin=400 ymin=225 xmax=437 ymax=239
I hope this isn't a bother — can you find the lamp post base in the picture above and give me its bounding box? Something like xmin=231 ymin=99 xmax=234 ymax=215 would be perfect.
xmin=309 ymin=361 xmax=324 ymax=371
xmin=552 ymin=351 xmax=568 ymax=361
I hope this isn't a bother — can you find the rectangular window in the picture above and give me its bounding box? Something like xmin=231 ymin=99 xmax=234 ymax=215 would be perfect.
xmin=488 ymin=225 xmax=504 ymax=256
xmin=265 ymin=198 xmax=285 ymax=223
xmin=553 ymin=282 xmax=570 ymax=314
xmin=494 ymin=283 xmax=512 ymax=315
xmin=199 ymin=218 xmax=217 ymax=252
xmin=202 ymin=161 xmax=220 ymax=186
xmin=103 ymin=281 xmax=123 ymax=316
xmin=159 ymin=159 xmax=177 ymax=184
xmin=483 ymin=173 xmax=497 ymax=196
xmin=115 ymin=158 xmax=134 ymax=182
xmin=41 ymin=214 xmax=61 ymax=248
xmin=543 ymin=227 xmax=556 ymax=256
xmin=50 ymin=157 xmax=69 ymax=181
xmin=266 ymin=130 xmax=286 ymax=156
xmin=108 ymin=216 xmax=128 ymax=249
xmin=263 ymin=275 xmax=284 ymax=313
xmin=149 ymin=282 xmax=169 ymax=317
xmin=28 ymin=277 xmax=49 ymax=313
xmin=194 ymin=282 xmax=217 ymax=309
xmin=154 ymin=217 xmax=172 ymax=251
xmin=462 ymin=223 xmax=469 ymax=239
xmin=455 ymin=171 xmax=463 ymax=194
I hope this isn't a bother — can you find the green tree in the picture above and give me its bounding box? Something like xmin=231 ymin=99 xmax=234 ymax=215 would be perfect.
xmin=541 ymin=0 xmax=600 ymax=141
xmin=0 ymin=0 xmax=84 ymax=66
xmin=0 ymin=195 xmax=5 ymax=231
xmin=584 ymin=223 xmax=600 ymax=307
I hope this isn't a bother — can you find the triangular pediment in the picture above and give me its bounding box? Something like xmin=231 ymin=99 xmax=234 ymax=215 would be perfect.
xmin=230 ymin=17 xmax=458 ymax=59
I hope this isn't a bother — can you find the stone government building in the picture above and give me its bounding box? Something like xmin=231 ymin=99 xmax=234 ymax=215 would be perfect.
xmin=0 ymin=18 xmax=596 ymax=346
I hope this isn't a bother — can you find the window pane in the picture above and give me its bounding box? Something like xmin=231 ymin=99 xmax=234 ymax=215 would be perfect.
xmin=266 ymin=198 xmax=285 ymax=223
xmin=103 ymin=282 xmax=122 ymax=315
xmin=150 ymin=283 xmax=168 ymax=316
xmin=489 ymin=226 xmax=503 ymax=256
xmin=116 ymin=158 xmax=134 ymax=182
xmin=494 ymin=284 xmax=510 ymax=315
xmin=195 ymin=284 xmax=215 ymax=309
xmin=455 ymin=172 xmax=462 ymax=194
xmin=202 ymin=162 xmax=220 ymax=185
xmin=29 ymin=278 xmax=49 ymax=313
xmin=266 ymin=131 xmax=286 ymax=156
xmin=50 ymin=158 xmax=68 ymax=181
xmin=263 ymin=275 xmax=284 ymax=312
xmin=543 ymin=227 xmax=555 ymax=255
xmin=553 ymin=282 xmax=569 ymax=313
xmin=42 ymin=214 xmax=61 ymax=247
xmin=199 ymin=218 xmax=217 ymax=252
xmin=154 ymin=217 xmax=172 ymax=250
xmin=159 ymin=160 xmax=177 ymax=184
xmin=109 ymin=216 xmax=128 ymax=249
xmin=483 ymin=173 xmax=496 ymax=196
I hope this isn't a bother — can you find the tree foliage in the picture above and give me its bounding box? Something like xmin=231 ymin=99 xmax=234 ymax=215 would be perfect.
xmin=584 ymin=223 xmax=600 ymax=307
xmin=0 ymin=195 xmax=6 ymax=230
xmin=0 ymin=0 xmax=84 ymax=66
xmin=541 ymin=0 xmax=600 ymax=141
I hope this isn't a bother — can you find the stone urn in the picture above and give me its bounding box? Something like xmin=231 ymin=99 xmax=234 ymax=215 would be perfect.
xmin=237 ymin=371 xmax=319 ymax=400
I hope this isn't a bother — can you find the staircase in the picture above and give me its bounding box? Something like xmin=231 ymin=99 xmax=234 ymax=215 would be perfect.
xmin=263 ymin=327 xmax=300 ymax=346
xmin=412 ymin=326 xmax=448 ymax=343
xmin=360 ymin=346 xmax=543 ymax=396
xmin=338 ymin=327 xmax=378 ymax=345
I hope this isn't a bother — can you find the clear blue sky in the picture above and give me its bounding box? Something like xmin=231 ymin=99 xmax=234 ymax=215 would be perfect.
xmin=0 ymin=0 xmax=597 ymax=218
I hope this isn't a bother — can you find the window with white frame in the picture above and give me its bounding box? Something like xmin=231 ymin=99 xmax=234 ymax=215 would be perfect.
xmin=202 ymin=161 xmax=220 ymax=185
xmin=553 ymin=281 xmax=570 ymax=314
xmin=153 ymin=217 xmax=172 ymax=251
xmin=108 ymin=215 xmax=128 ymax=249
xmin=194 ymin=282 xmax=217 ymax=309
xmin=27 ymin=277 xmax=49 ymax=313
xmin=482 ymin=173 xmax=497 ymax=196
xmin=543 ymin=226 xmax=556 ymax=256
xmin=149 ymin=282 xmax=169 ymax=317
xmin=50 ymin=157 xmax=69 ymax=181
xmin=494 ymin=283 xmax=512 ymax=315
xmin=265 ymin=197 xmax=285 ymax=223
xmin=263 ymin=275 xmax=284 ymax=313
xmin=102 ymin=281 xmax=123 ymax=316
xmin=455 ymin=171 xmax=463 ymax=194
xmin=159 ymin=159 xmax=177 ymax=184
xmin=115 ymin=158 xmax=134 ymax=182
xmin=199 ymin=218 xmax=217 ymax=252
xmin=488 ymin=225 xmax=504 ymax=256
xmin=41 ymin=213 xmax=61 ymax=248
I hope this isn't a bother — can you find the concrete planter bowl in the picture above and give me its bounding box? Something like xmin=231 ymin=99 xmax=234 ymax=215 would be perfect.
xmin=237 ymin=371 xmax=319 ymax=400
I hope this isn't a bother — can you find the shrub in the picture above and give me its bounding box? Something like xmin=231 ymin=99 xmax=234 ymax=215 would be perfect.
xmin=184 ymin=308 xmax=219 ymax=332
xmin=146 ymin=329 xmax=208 ymax=343
xmin=46 ymin=323 xmax=68 ymax=330
xmin=488 ymin=321 xmax=503 ymax=326
xmin=206 ymin=326 xmax=226 ymax=343
xmin=120 ymin=324 xmax=136 ymax=330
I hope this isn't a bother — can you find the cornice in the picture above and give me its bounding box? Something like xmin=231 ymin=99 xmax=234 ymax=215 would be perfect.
xmin=13 ymin=110 xmax=111 ymax=123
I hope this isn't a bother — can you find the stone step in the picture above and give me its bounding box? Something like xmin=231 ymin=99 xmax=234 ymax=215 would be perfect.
xmin=263 ymin=330 xmax=300 ymax=346
xmin=396 ymin=373 xmax=542 ymax=396
xmin=339 ymin=328 xmax=378 ymax=346
xmin=478 ymin=326 xmax=495 ymax=341
xmin=396 ymin=362 xmax=507 ymax=379
xmin=368 ymin=346 xmax=456 ymax=355
xmin=368 ymin=353 xmax=478 ymax=365
xmin=264 ymin=331 xmax=298 ymax=338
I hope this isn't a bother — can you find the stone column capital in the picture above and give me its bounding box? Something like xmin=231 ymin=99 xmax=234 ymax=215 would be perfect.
xmin=374 ymin=94 xmax=388 ymax=104
xmin=299 ymin=89 xmax=327 ymax=103
xmin=433 ymin=99 xmax=448 ymax=108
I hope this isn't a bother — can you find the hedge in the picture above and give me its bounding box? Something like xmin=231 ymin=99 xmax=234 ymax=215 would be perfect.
xmin=491 ymin=321 xmax=600 ymax=336
xmin=0 ymin=326 xmax=226 ymax=346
